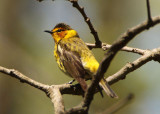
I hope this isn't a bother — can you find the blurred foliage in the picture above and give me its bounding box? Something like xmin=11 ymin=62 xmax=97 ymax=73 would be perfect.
xmin=0 ymin=0 xmax=160 ymax=114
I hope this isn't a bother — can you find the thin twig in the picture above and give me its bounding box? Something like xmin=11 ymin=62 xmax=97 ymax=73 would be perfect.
xmin=86 ymin=43 xmax=146 ymax=55
xmin=146 ymin=0 xmax=152 ymax=23
xmin=68 ymin=0 xmax=102 ymax=47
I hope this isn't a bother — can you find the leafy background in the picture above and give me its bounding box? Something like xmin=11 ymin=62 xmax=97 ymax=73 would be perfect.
xmin=0 ymin=0 xmax=160 ymax=114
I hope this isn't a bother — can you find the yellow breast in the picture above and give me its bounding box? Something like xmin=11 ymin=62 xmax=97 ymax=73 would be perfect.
xmin=54 ymin=44 xmax=66 ymax=73
xmin=54 ymin=37 xmax=99 ymax=78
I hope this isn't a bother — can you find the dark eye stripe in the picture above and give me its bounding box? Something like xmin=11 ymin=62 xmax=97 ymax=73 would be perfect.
xmin=56 ymin=29 xmax=64 ymax=32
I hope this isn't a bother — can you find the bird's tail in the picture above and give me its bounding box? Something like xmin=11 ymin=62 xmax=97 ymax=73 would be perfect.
xmin=99 ymin=78 xmax=118 ymax=98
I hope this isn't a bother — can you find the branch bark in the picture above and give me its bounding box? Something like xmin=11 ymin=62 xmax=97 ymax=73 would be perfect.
xmin=68 ymin=0 xmax=102 ymax=47
xmin=86 ymin=43 xmax=146 ymax=55
xmin=48 ymin=86 xmax=65 ymax=114
xmin=146 ymin=0 xmax=152 ymax=24
xmin=107 ymin=47 xmax=160 ymax=85
xmin=0 ymin=66 xmax=49 ymax=92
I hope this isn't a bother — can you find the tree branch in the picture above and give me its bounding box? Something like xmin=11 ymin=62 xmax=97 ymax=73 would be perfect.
xmin=86 ymin=43 xmax=146 ymax=55
xmin=0 ymin=66 xmax=82 ymax=114
xmin=107 ymin=47 xmax=160 ymax=85
xmin=0 ymin=66 xmax=49 ymax=92
xmin=68 ymin=0 xmax=102 ymax=47
xmin=146 ymin=0 xmax=152 ymax=24
xmin=48 ymin=86 xmax=65 ymax=114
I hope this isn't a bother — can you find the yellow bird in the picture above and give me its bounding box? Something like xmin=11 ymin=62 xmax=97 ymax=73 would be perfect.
xmin=45 ymin=23 xmax=117 ymax=98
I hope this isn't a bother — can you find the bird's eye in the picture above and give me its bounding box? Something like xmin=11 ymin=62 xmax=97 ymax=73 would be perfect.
xmin=56 ymin=29 xmax=62 ymax=32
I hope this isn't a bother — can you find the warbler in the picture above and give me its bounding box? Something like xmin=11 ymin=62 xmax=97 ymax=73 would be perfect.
xmin=45 ymin=23 xmax=118 ymax=98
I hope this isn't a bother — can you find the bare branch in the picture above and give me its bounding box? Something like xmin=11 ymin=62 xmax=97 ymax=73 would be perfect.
xmin=107 ymin=47 xmax=160 ymax=85
xmin=146 ymin=0 xmax=152 ymax=23
xmin=68 ymin=0 xmax=102 ymax=47
xmin=48 ymin=86 xmax=65 ymax=114
xmin=86 ymin=43 xmax=146 ymax=55
xmin=102 ymin=44 xmax=146 ymax=55
xmin=60 ymin=83 xmax=84 ymax=96
xmin=0 ymin=66 xmax=49 ymax=92
xmin=0 ymin=66 xmax=82 ymax=114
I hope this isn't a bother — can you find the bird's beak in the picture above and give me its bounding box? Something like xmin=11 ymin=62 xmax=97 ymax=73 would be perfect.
xmin=44 ymin=30 xmax=54 ymax=34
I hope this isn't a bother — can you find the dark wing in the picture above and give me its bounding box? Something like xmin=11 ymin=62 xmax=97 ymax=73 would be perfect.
xmin=59 ymin=46 xmax=87 ymax=92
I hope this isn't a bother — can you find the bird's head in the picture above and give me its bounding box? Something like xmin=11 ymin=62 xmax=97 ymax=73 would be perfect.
xmin=45 ymin=23 xmax=79 ymax=43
